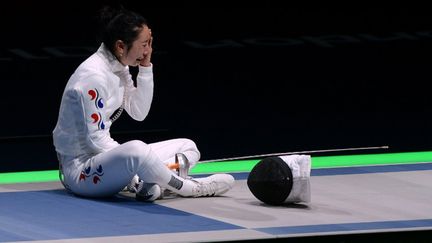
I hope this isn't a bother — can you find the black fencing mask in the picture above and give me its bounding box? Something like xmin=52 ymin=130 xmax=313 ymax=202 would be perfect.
xmin=247 ymin=155 xmax=311 ymax=205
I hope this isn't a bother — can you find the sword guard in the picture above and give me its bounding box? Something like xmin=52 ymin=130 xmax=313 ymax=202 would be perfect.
xmin=175 ymin=153 xmax=190 ymax=179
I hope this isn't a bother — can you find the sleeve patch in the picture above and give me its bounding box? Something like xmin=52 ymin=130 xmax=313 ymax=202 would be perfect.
xmin=87 ymin=88 xmax=105 ymax=130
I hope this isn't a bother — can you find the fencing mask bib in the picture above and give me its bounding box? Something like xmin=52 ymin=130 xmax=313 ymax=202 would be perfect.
xmin=247 ymin=154 xmax=311 ymax=205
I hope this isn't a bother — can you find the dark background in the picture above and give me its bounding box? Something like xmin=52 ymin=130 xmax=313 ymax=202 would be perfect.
xmin=1 ymin=3 xmax=432 ymax=172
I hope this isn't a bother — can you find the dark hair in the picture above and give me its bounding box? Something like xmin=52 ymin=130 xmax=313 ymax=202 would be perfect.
xmin=98 ymin=6 xmax=148 ymax=55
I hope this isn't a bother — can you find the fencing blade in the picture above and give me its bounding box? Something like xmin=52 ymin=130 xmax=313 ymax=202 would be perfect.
xmin=198 ymin=145 xmax=389 ymax=163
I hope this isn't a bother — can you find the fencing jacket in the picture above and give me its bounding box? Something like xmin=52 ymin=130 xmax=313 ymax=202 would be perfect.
xmin=53 ymin=43 xmax=154 ymax=160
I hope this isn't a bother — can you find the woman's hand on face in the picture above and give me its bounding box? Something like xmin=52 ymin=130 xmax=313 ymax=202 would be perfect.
xmin=140 ymin=30 xmax=153 ymax=67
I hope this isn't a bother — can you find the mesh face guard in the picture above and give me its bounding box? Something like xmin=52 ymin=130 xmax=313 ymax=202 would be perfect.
xmin=247 ymin=155 xmax=311 ymax=205
xmin=247 ymin=157 xmax=294 ymax=205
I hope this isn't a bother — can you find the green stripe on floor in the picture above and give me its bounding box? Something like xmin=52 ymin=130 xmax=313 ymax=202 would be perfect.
xmin=191 ymin=151 xmax=432 ymax=174
xmin=2 ymin=151 xmax=432 ymax=184
xmin=0 ymin=170 xmax=59 ymax=184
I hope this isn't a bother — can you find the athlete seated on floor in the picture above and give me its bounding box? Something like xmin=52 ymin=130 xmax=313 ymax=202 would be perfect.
xmin=52 ymin=5 xmax=234 ymax=201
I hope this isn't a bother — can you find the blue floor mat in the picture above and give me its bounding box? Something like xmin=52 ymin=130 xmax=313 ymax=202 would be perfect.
xmin=0 ymin=189 xmax=242 ymax=242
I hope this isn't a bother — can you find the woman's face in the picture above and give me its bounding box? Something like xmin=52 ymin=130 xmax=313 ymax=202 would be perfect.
xmin=119 ymin=25 xmax=152 ymax=67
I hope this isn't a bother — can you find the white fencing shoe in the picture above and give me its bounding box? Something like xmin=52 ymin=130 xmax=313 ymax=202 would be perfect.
xmin=190 ymin=174 xmax=235 ymax=197
xmin=126 ymin=175 xmax=141 ymax=193
xmin=136 ymin=182 xmax=163 ymax=202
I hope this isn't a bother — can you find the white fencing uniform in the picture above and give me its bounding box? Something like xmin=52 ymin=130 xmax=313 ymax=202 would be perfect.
xmin=53 ymin=43 xmax=200 ymax=197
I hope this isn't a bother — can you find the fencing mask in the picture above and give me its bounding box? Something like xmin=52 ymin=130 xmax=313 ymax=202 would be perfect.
xmin=247 ymin=155 xmax=311 ymax=205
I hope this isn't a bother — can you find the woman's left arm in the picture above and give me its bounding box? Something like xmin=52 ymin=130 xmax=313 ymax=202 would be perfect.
xmin=123 ymin=65 xmax=154 ymax=121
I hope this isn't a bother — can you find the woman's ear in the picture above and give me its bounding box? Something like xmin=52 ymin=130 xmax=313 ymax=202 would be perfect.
xmin=115 ymin=40 xmax=125 ymax=57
